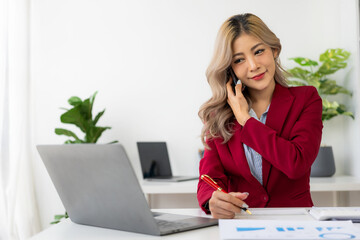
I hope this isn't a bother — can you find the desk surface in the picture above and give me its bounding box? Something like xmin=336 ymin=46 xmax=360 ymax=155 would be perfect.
xmin=141 ymin=175 xmax=360 ymax=194
xmin=30 ymin=208 xmax=360 ymax=240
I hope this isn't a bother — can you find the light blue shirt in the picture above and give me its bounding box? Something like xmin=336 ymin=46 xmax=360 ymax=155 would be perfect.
xmin=243 ymin=105 xmax=270 ymax=185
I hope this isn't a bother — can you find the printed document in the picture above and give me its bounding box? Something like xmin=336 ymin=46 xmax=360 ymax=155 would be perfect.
xmin=219 ymin=219 xmax=360 ymax=239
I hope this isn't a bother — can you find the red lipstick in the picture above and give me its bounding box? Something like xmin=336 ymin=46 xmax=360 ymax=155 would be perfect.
xmin=252 ymin=72 xmax=265 ymax=81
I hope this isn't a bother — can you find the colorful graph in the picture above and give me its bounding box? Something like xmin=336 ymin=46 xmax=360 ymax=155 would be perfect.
xmin=236 ymin=226 xmax=345 ymax=233
xmin=236 ymin=227 xmax=265 ymax=232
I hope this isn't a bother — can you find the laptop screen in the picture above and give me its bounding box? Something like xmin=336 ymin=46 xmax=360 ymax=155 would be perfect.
xmin=137 ymin=142 xmax=173 ymax=178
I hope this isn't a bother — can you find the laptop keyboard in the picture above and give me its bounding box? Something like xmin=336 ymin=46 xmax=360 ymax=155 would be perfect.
xmin=156 ymin=219 xmax=193 ymax=230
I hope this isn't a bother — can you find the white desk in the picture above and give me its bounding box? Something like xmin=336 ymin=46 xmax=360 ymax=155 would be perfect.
xmin=310 ymin=176 xmax=360 ymax=191
xmin=141 ymin=176 xmax=360 ymax=208
xmin=30 ymin=208 xmax=360 ymax=240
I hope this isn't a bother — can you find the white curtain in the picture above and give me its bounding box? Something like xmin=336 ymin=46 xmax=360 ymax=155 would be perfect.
xmin=0 ymin=0 xmax=41 ymax=239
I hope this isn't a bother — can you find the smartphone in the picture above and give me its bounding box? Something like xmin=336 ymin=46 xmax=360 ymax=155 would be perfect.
xmin=227 ymin=67 xmax=244 ymax=93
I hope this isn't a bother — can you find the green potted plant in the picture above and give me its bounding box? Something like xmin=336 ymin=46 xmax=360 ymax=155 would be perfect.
xmin=55 ymin=91 xmax=118 ymax=144
xmin=287 ymin=48 xmax=354 ymax=177
xmin=51 ymin=91 xmax=118 ymax=224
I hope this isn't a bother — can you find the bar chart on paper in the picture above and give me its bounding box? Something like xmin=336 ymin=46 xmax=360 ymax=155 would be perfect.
xmin=219 ymin=219 xmax=360 ymax=239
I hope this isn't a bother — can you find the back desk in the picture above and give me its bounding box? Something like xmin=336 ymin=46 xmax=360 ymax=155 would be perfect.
xmin=141 ymin=176 xmax=360 ymax=208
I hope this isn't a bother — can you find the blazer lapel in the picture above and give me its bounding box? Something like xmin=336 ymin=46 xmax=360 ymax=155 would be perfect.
xmin=262 ymin=84 xmax=294 ymax=188
xmin=266 ymin=84 xmax=294 ymax=133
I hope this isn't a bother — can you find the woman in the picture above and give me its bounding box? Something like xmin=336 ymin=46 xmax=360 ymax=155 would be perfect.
xmin=197 ymin=13 xmax=323 ymax=219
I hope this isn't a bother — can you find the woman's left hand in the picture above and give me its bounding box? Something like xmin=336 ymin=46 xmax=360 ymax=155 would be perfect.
xmin=226 ymin=80 xmax=251 ymax=126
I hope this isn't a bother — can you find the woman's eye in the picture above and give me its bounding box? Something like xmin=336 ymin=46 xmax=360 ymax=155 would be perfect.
xmin=234 ymin=58 xmax=244 ymax=64
xmin=255 ymin=49 xmax=265 ymax=55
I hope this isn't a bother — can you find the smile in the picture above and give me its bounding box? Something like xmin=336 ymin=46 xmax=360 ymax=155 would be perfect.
xmin=252 ymin=72 xmax=266 ymax=81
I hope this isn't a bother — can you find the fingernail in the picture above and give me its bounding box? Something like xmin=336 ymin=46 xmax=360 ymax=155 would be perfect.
xmin=237 ymin=80 xmax=241 ymax=85
xmin=243 ymin=192 xmax=249 ymax=195
xmin=242 ymin=203 xmax=249 ymax=208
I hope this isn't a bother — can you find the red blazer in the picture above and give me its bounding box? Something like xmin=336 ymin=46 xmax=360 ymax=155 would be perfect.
xmin=197 ymin=84 xmax=323 ymax=213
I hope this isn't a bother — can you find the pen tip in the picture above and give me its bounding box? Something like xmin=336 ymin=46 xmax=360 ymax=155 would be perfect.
xmin=246 ymin=209 xmax=252 ymax=215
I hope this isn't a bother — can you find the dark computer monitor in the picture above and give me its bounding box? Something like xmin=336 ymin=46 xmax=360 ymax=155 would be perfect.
xmin=137 ymin=142 xmax=198 ymax=182
xmin=137 ymin=142 xmax=172 ymax=178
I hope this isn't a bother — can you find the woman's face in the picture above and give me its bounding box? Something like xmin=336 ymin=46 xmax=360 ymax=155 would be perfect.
xmin=231 ymin=33 xmax=277 ymax=93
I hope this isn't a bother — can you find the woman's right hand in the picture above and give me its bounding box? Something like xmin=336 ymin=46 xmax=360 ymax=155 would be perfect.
xmin=226 ymin=79 xmax=251 ymax=126
xmin=209 ymin=191 xmax=249 ymax=219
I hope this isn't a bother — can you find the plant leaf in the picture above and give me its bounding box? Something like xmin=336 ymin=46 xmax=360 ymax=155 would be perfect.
xmin=287 ymin=67 xmax=312 ymax=81
xmin=68 ymin=96 xmax=82 ymax=106
xmin=79 ymin=98 xmax=92 ymax=121
xmin=287 ymin=80 xmax=307 ymax=87
xmin=317 ymin=49 xmax=350 ymax=75
xmin=89 ymin=91 xmax=98 ymax=120
xmin=319 ymin=79 xmax=352 ymax=96
xmin=322 ymin=99 xmax=354 ymax=121
xmin=93 ymin=109 xmax=105 ymax=125
xmin=317 ymin=61 xmax=347 ymax=75
xmin=90 ymin=91 xmax=98 ymax=109
xmin=319 ymin=48 xmax=350 ymax=62
xmin=51 ymin=212 xmax=69 ymax=224
xmin=64 ymin=140 xmax=82 ymax=144
xmin=60 ymin=106 xmax=89 ymax=133
xmin=85 ymin=126 xmax=111 ymax=143
xmin=307 ymin=77 xmax=321 ymax=89
xmin=55 ymin=128 xmax=81 ymax=141
xmin=342 ymin=111 xmax=355 ymax=119
xmin=54 ymin=214 xmax=66 ymax=220
xmin=289 ymin=57 xmax=318 ymax=66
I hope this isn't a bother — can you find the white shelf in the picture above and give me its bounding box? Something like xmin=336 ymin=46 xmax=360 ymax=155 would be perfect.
xmin=310 ymin=176 xmax=360 ymax=191
xmin=141 ymin=179 xmax=198 ymax=194
xmin=141 ymin=176 xmax=360 ymax=194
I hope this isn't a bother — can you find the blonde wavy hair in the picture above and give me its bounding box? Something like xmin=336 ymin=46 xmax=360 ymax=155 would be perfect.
xmin=199 ymin=13 xmax=288 ymax=148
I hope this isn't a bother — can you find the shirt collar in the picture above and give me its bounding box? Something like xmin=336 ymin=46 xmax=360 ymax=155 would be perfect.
xmin=249 ymin=104 xmax=271 ymax=121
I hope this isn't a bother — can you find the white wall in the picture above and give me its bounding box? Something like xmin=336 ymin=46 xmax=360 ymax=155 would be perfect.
xmin=30 ymin=0 xmax=360 ymax=230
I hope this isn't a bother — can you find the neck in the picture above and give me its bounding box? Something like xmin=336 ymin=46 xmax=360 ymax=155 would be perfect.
xmin=248 ymin=80 xmax=276 ymax=104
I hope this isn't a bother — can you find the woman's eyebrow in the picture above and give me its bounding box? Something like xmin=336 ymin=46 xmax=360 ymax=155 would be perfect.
xmin=232 ymin=43 xmax=264 ymax=58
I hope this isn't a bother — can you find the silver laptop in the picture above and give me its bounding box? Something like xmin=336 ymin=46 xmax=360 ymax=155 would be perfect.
xmin=37 ymin=144 xmax=217 ymax=236
xmin=137 ymin=142 xmax=198 ymax=182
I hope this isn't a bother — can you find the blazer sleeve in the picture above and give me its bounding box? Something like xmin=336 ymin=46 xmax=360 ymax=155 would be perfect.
xmin=239 ymin=87 xmax=323 ymax=179
xmin=197 ymin=138 xmax=228 ymax=213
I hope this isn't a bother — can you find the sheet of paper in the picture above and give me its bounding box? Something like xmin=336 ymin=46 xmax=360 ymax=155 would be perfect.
xmin=219 ymin=219 xmax=360 ymax=239
xmin=234 ymin=208 xmax=311 ymax=221
xmin=238 ymin=208 xmax=308 ymax=216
